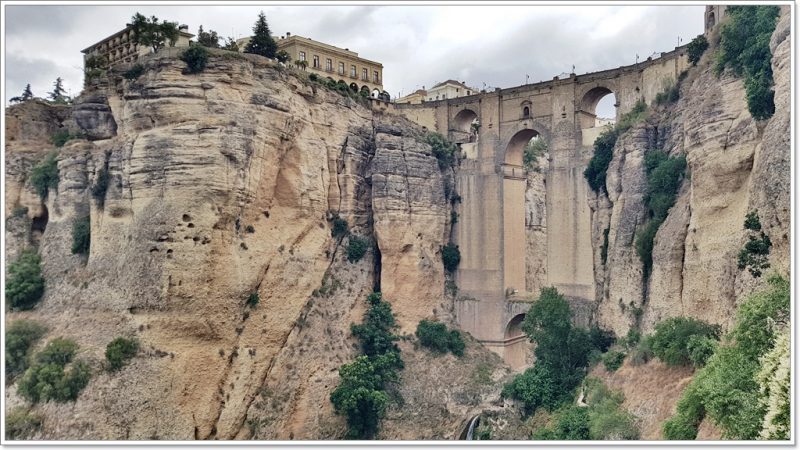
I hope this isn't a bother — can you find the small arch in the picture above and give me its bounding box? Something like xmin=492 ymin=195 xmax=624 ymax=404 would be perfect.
xmin=349 ymin=82 xmax=358 ymax=93
xmin=360 ymin=85 xmax=370 ymax=94
xmin=337 ymin=79 xmax=346 ymax=85
xmin=504 ymin=128 xmax=543 ymax=167
xmin=504 ymin=314 xmax=532 ymax=370
xmin=371 ymin=88 xmax=380 ymax=98
xmin=379 ymin=91 xmax=391 ymax=101
xmin=326 ymin=77 xmax=335 ymax=83
xmin=523 ymin=106 xmax=530 ymax=118
xmin=579 ymin=86 xmax=616 ymax=129
xmin=505 ymin=314 xmax=526 ymax=339
xmin=453 ymin=109 xmax=478 ymax=133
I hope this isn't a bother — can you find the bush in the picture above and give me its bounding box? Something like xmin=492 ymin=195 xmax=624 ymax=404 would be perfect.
xmin=123 ymin=64 xmax=144 ymax=80
xmin=441 ymin=243 xmax=461 ymax=272
xmin=50 ymin=130 xmax=74 ymax=148
xmin=585 ymin=378 xmax=639 ymax=440
xmin=6 ymin=249 xmax=46 ymax=311
xmin=583 ymin=127 xmax=617 ymax=193
xmin=181 ymin=45 xmax=209 ymax=74
xmin=30 ymin=151 xmax=59 ymax=199
xmin=650 ymin=317 xmax=720 ymax=366
xmin=716 ymin=6 xmax=780 ymax=120
xmin=502 ymin=363 xmax=572 ymax=414
xmin=331 ymin=216 xmax=348 ymax=238
xmin=687 ymin=34 xmax=709 ymax=65
xmin=415 ymin=319 xmax=465 ymax=356
xmin=687 ymin=335 xmax=717 ymax=367
xmin=5 ymin=407 xmax=42 ymax=440
xmin=71 ymin=216 xmax=91 ymax=255
xmin=588 ymin=326 xmax=615 ymax=353
xmin=756 ymin=328 xmax=790 ymax=439
xmin=602 ymin=350 xmax=625 ymax=372
xmin=12 ymin=206 xmax=29 ymax=218
xmin=6 ymin=320 xmax=47 ymax=377
xmin=425 ymin=132 xmax=458 ymax=170
xmin=18 ymin=338 xmax=91 ymax=404
xmin=350 ymin=292 xmax=401 ymax=359
xmin=91 ymin=167 xmax=109 ymax=205
xmin=346 ymin=235 xmax=369 ymax=263
xmin=523 ymin=137 xmax=547 ymax=170
xmin=663 ymin=276 xmax=789 ymax=439
xmin=737 ymin=211 xmax=772 ymax=277
xmin=105 ymin=337 xmax=139 ymax=371
xmin=629 ymin=335 xmax=654 ymax=366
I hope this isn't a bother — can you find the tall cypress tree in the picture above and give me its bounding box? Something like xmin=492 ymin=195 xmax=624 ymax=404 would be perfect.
xmin=48 ymin=78 xmax=68 ymax=104
xmin=244 ymin=11 xmax=277 ymax=58
xmin=22 ymin=84 xmax=34 ymax=101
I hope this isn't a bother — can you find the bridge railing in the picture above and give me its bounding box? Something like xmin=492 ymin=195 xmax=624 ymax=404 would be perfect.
xmin=500 ymin=163 xmax=527 ymax=180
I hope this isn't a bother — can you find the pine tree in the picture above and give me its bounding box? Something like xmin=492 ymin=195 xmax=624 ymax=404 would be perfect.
xmin=221 ymin=37 xmax=239 ymax=52
xmin=48 ymin=78 xmax=68 ymax=104
xmin=9 ymin=84 xmax=33 ymax=103
xmin=244 ymin=11 xmax=277 ymax=58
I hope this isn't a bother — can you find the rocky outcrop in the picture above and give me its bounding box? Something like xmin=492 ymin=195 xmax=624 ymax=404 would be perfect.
xmin=3 ymin=52 xmax=476 ymax=440
xmin=524 ymin=155 xmax=548 ymax=294
xmin=591 ymin=6 xmax=791 ymax=336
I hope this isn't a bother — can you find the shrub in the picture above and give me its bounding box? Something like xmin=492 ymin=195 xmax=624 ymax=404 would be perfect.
xmin=71 ymin=216 xmax=91 ymax=255
xmin=181 ymin=45 xmax=210 ymax=74
xmin=425 ymin=132 xmax=458 ymax=170
xmin=36 ymin=338 xmax=78 ymax=366
xmin=12 ymin=206 xmax=29 ymax=218
xmin=105 ymin=337 xmax=139 ymax=371
xmin=309 ymin=73 xmax=319 ymax=82
xmin=687 ymin=335 xmax=717 ymax=367
xmin=415 ymin=320 xmax=465 ymax=356
xmin=346 ymin=235 xmax=369 ymax=263
xmin=246 ymin=292 xmax=259 ymax=308
xmin=654 ymin=83 xmax=680 ymax=105
xmin=331 ymin=216 xmax=348 ymax=238
xmin=737 ymin=211 xmax=772 ymax=277
xmin=5 ymin=407 xmax=42 ymax=440
xmin=30 ymin=151 xmax=59 ymax=199
xmin=622 ymin=329 xmax=641 ymax=348
xmin=50 ymin=130 xmax=73 ymax=148
xmin=650 ymin=317 xmax=720 ymax=366
xmin=585 ymin=378 xmax=639 ymax=440
xmin=687 ymin=34 xmax=709 ymax=66
xmin=716 ymin=6 xmax=780 ymax=120
xmin=123 ymin=64 xmax=144 ymax=80
xmin=91 ymin=167 xmax=109 ymax=205
xmin=6 ymin=249 xmax=46 ymax=311
xmin=441 ymin=243 xmax=461 ymax=272
xmin=629 ymin=335 xmax=654 ymax=366
xmin=6 ymin=320 xmax=47 ymax=377
xmin=351 ymin=292 xmax=401 ymax=359
xmin=502 ymin=363 xmax=572 ymax=414
xmin=756 ymin=328 xmax=790 ymax=439
xmin=602 ymin=350 xmax=625 ymax=372
xmin=18 ymin=338 xmax=91 ymax=404
xmin=588 ymin=326 xmax=615 ymax=353
xmin=523 ymin=137 xmax=547 ymax=170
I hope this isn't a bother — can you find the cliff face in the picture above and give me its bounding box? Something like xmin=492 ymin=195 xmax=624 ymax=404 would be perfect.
xmin=591 ymin=7 xmax=791 ymax=337
xmin=4 ymin=52 xmax=495 ymax=440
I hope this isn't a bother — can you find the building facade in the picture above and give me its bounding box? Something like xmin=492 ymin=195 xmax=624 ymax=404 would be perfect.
xmin=82 ymin=24 xmax=194 ymax=67
xmin=397 ymin=80 xmax=479 ymax=104
xmin=238 ymin=33 xmax=386 ymax=97
xmin=704 ymin=5 xmax=727 ymax=34
xmin=395 ymin=89 xmax=427 ymax=104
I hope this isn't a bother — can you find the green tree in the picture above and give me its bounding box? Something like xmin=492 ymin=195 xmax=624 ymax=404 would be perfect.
xmin=351 ymin=294 xmax=401 ymax=359
xmin=130 ymin=12 xmax=180 ymax=53
xmin=196 ymin=25 xmax=219 ymax=48
xmin=244 ymin=11 xmax=277 ymax=58
xmin=441 ymin=243 xmax=461 ymax=272
xmin=686 ymin=34 xmax=709 ymax=65
xmin=48 ymin=77 xmax=68 ymax=104
xmin=523 ymin=136 xmax=548 ymax=170
xmin=180 ymin=45 xmax=210 ymax=74
xmin=10 ymin=84 xmax=34 ymax=103
xmin=6 ymin=249 xmax=45 ymax=311
xmin=650 ymin=317 xmax=720 ymax=366
xmin=347 ymin=235 xmax=369 ymax=263
xmin=416 ymin=320 xmax=465 ymax=356
xmin=275 ymin=50 xmax=290 ymax=64
xmin=502 ymin=363 xmax=570 ymax=414
xmin=6 ymin=320 xmax=47 ymax=377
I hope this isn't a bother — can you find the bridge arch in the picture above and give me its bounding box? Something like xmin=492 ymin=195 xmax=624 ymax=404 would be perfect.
xmin=503 ymin=126 xmax=548 ymax=167
xmin=453 ymin=108 xmax=478 ymax=132
xmin=504 ymin=313 xmax=532 ymax=369
xmin=578 ymin=85 xmax=617 ymax=129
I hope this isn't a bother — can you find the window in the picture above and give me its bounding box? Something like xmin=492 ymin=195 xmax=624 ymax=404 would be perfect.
xmin=467 ymin=91 xmax=471 ymax=95
xmin=326 ymin=58 xmax=333 ymax=71
xmin=373 ymin=71 xmax=379 ymax=83
xmin=350 ymin=65 xmax=356 ymax=77
xmin=523 ymin=106 xmax=530 ymax=118
xmin=339 ymin=62 xmax=345 ymax=75
xmin=313 ymin=55 xmax=320 ymax=68
xmin=299 ymin=51 xmax=306 ymax=62
xmin=456 ymin=88 xmax=460 ymax=93
xmin=362 ymin=68 xmax=368 ymax=81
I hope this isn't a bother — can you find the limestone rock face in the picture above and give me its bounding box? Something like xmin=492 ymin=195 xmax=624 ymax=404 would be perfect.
xmin=3 ymin=53 xmax=470 ymax=440
xmin=524 ymin=155 xmax=548 ymax=295
xmin=592 ymin=6 xmax=791 ymax=336
xmin=72 ymin=93 xmax=118 ymax=140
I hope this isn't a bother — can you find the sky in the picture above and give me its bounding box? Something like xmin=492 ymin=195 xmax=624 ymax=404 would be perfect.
xmin=3 ymin=3 xmax=705 ymax=117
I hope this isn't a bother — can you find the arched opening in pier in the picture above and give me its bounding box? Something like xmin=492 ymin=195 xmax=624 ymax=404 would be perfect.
xmin=579 ymin=86 xmax=617 ymax=129
xmin=504 ymin=314 xmax=531 ymax=370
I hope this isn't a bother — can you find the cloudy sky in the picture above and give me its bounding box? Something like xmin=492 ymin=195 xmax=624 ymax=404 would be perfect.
xmin=4 ymin=3 xmax=704 ymax=116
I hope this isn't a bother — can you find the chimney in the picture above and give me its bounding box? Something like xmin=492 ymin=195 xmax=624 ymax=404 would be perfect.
xmin=179 ymin=24 xmax=188 ymax=31
xmin=286 ymin=32 xmax=291 ymax=37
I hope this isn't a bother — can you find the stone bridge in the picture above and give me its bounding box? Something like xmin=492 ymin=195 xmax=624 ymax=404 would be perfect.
xmin=392 ymin=44 xmax=691 ymax=369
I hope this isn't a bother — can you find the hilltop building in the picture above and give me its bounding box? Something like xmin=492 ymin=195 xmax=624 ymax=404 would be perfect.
xmin=705 ymin=5 xmax=727 ymax=34
xmin=81 ymin=24 xmax=194 ymax=67
xmin=396 ymin=79 xmax=479 ymax=104
xmin=238 ymin=32 xmax=387 ymax=98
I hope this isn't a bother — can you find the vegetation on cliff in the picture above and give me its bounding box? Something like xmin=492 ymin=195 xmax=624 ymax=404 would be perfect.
xmin=584 ymin=100 xmax=647 ymax=193
xmin=105 ymin=337 xmax=139 ymax=372
xmin=331 ymin=292 xmax=403 ymax=438
xmin=415 ymin=319 xmax=465 ymax=356
xmin=738 ymin=211 xmax=772 ymax=277
xmin=662 ymin=275 xmax=789 ymax=440
xmin=6 ymin=250 xmax=46 ymax=311
xmin=30 ymin=151 xmax=59 ymax=199
xmin=18 ymin=338 xmax=91 ymax=403
xmin=715 ymin=5 xmax=780 ymax=120
xmin=6 ymin=320 xmax=47 ymax=378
